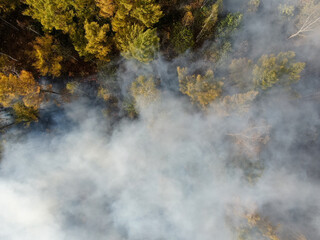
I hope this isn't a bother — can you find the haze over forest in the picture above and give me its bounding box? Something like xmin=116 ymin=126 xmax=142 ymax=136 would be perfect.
xmin=0 ymin=0 xmax=320 ymax=239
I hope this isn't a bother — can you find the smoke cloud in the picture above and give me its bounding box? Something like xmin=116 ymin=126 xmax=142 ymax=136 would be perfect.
xmin=1 ymin=0 xmax=320 ymax=239
xmin=1 ymin=94 xmax=319 ymax=239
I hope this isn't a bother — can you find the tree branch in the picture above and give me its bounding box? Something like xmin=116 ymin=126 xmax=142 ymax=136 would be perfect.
xmin=289 ymin=11 xmax=320 ymax=39
xmin=0 ymin=52 xmax=18 ymax=61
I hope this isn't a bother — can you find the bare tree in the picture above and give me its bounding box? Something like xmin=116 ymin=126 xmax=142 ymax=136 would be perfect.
xmin=289 ymin=10 xmax=320 ymax=39
xmin=289 ymin=1 xmax=320 ymax=39
xmin=227 ymin=124 xmax=270 ymax=158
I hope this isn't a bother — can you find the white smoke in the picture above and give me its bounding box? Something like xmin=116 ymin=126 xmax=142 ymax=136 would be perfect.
xmin=1 ymin=0 xmax=320 ymax=239
xmin=0 ymin=93 xmax=319 ymax=239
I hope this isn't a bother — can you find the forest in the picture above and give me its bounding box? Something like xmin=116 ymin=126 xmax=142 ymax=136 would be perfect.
xmin=0 ymin=0 xmax=320 ymax=239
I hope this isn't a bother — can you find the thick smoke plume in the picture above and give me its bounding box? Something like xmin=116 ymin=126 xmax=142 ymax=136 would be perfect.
xmin=1 ymin=94 xmax=319 ymax=240
xmin=1 ymin=0 xmax=320 ymax=239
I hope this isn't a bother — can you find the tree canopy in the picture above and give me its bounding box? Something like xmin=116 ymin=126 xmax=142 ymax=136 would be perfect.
xmin=253 ymin=51 xmax=305 ymax=90
xmin=116 ymin=25 xmax=159 ymax=62
xmin=0 ymin=71 xmax=41 ymax=108
xmin=31 ymin=35 xmax=64 ymax=77
xmin=178 ymin=67 xmax=224 ymax=109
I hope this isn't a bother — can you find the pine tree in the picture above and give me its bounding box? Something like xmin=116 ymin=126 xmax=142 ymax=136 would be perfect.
xmin=115 ymin=24 xmax=159 ymax=62
xmin=84 ymin=21 xmax=113 ymax=61
xmin=31 ymin=35 xmax=63 ymax=77
xmin=178 ymin=67 xmax=223 ymax=109
xmin=253 ymin=51 xmax=305 ymax=90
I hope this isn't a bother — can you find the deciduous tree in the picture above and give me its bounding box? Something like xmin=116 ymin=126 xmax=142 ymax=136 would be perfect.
xmin=24 ymin=0 xmax=75 ymax=33
xmin=131 ymin=0 xmax=163 ymax=28
xmin=112 ymin=0 xmax=162 ymax=32
xmin=253 ymin=51 xmax=305 ymax=90
xmin=12 ymin=102 xmax=39 ymax=124
xmin=31 ymin=34 xmax=63 ymax=77
xmin=178 ymin=67 xmax=223 ymax=109
xmin=212 ymin=90 xmax=258 ymax=116
xmin=95 ymin=0 xmax=116 ymax=18
xmin=130 ymin=75 xmax=159 ymax=104
xmin=0 ymin=0 xmax=20 ymax=14
xmin=84 ymin=21 xmax=112 ymax=61
xmin=0 ymin=71 xmax=41 ymax=108
xmin=24 ymin=0 xmax=100 ymax=57
xmin=289 ymin=0 xmax=320 ymax=39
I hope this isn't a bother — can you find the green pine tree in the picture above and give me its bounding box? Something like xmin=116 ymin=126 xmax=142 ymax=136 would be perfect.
xmin=115 ymin=24 xmax=159 ymax=62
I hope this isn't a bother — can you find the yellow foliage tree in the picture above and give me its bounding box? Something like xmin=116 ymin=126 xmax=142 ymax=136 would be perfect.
xmin=253 ymin=51 xmax=305 ymax=90
xmin=12 ymin=102 xmax=39 ymax=123
xmin=0 ymin=0 xmax=20 ymax=14
xmin=238 ymin=212 xmax=280 ymax=240
xmin=111 ymin=0 xmax=133 ymax=32
xmin=182 ymin=11 xmax=194 ymax=26
xmin=31 ymin=35 xmax=63 ymax=77
xmin=112 ymin=0 xmax=163 ymax=32
xmin=24 ymin=0 xmax=75 ymax=33
xmin=0 ymin=55 xmax=15 ymax=74
xmin=229 ymin=205 xmax=308 ymax=240
xmin=247 ymin=0 xmax=260 ymax=13
xmin=130 ymin=75 xmax=160 ymax=105
xmin=84 ymin=21 xmax=113 ymax=61
xmin=98 ymin=87 xmax=112 ymax=101
xmin=212 ymin=90 xmax=259 ymax=116
xmin=130 ymin=0 xmax=163 ymax=28
xmin=0 ymin=71 xmax=41 ymax=108
xmin=66 ymin=81 xmax=81 ymax=95
xmin=95 ymin=0 xmax=116 ymax=18
xmin=111 ymin=0 xmax=162 ymax=62
xmin=24 ymin=0 xmax=103 ymax=58
xmin=178 ymin=67 xmax=223 ymax=109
